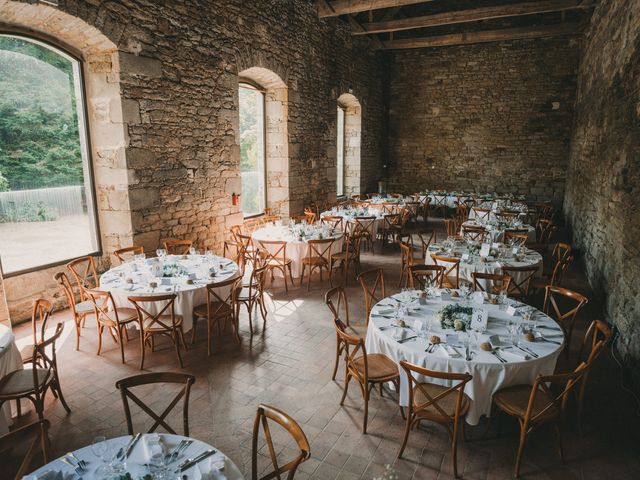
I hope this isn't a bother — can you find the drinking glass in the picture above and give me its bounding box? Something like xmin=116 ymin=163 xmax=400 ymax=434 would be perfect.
xmin=91 ymin=436 xmax=109 ymax=476
xmin=498 ymin=293 xmax=507 ymax=310
xmin=188 ymin=246 xmax=197 ymax=256
xmin=156 ymin=248 xmax=166 ymax=259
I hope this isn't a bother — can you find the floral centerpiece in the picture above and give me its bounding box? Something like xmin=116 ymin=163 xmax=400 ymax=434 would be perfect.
xmin=162 ymin=263 xmax=187 ymax=277
xmin=437 ymin=304 xmax=473 ymax=331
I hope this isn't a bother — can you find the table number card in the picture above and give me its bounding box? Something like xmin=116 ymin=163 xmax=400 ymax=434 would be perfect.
xmin=480 ymin=244 xmax=491 ymax=257
xmin=506 ymin=305 xmax=518 ymax=316
xmin=471 ymin=308 xmax=489 ymax=330
xmin=440 ymin=290 xmax=452 ymax=301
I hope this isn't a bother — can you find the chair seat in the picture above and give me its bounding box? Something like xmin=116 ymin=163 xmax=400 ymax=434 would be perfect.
xmin=331 ymin=250 xmax=358 ymax=261
xmin=76 ymin=300 xmax=94 ymax=314
xmin=302 ymin=256 xmax=329 ymax=266
xmin=353 ymin=353 xmax=399 ymax=381
xmin=143 ymin=314 xmax=183 ymax=332
xmin=193 ymin=301 xmax=233 ymax=318
xmin=237 ymin=288 xmax=260 ymax=301
xmin=493 ymin=384 xmax=560 ymax=424
xmin=99 ymin=307 xmax=138 ymax=326
xmin=266 ymin=258 xmax=292 ymax=267
xmin=413 ymin=383 xmax=471 ymax=422
xmin=0 ymin=369 xmax=52 ymax=396
xmin=345 ymin=323 xmax=367 ymax=339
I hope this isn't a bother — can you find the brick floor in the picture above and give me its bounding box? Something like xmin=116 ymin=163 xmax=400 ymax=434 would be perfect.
xmin=3 ymin=220 xmax=640 ymax=479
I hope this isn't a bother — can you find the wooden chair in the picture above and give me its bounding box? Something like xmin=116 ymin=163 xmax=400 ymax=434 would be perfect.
xmin=0 ymin=323 xmax=71 ymax=420
xmin=128 ymin=294 xmax=188 ymax=369
xmin=300 ymin=238 xmax=335 ymax=291
xmin=490 ymin=363 xmax=588 ymax=478
xmin=303 ymin=207 xmax=317 ymax=224
xmin=398 ymin=241 xmax=416 ymax=288
xmin=431 ymin=254 xmax=460 ymax=289
xmin=416 ymin=230 xmax=436 ymax=260
xmin=432 ymin=195 xmax=448 ymax=218
xmin=54 ymin=271 xmax=94 ymax=351
xmin=418 ymin=195 xmax=431 ymax=222
xmin=263 ymin=214 xmax=282 ymax=223
xmin=404 ymin=201 xmax=421 ymax=226
xmin=320 ymin=215 xmax=344 ymax=231
xmin=377 ymin=213 xmax=402 ymax=247
xmin=409 ymin=265 xmax=445 ymax=290
xmin=66 ymin=256 xmax=99 ymax=302
xmin=336 ymin=327 xmax=401 ymax=433
xmin=350 ymin=216 xmax=376 ymax=252
xmin=443 ymin=219 xmax=457 ymax=238
xmin=85 ymin=288 xmax=138 ymax=363
xmin=330 ymin=233 xmax=362 ymax=284
xmin=398 ymin=361 xmax=472 ymax=478
xmin=236 ymin=265 xmax=269 ymax=334
xmin=192 ymin=276 xmax=242 ymax=355
xmin=251 ymin=404 xmax=310 ymax=480
xmin=357 ymin=268 xmax=385 ymax=324
xmin=290 ymin=215 xmax=307 ymax=223
xmin=543 ymin=286 xmax=589 ymax=354
xmin=462 ymin=225 xmax=487 ymax=243
xmin=536 ymin=219 xmax=555 ymax=243
xmin=504 ymin=231 xmax=529 ymax=247
xmin=502 ymin=265 xmax=538 ymax=299
xmin=114 ymin=246 xmax=144 ymax=264
xmin=472 ymin=207 xmax=491 ymax=223
xmin=116 ymin=372 xmax=195 ymax=436
xmin=19 ymin=299 xmax=52 ymax=366
xmin=257 ymin=240 xmax=295 ymax=292
xmin=471 ymin=272 xmax=512 ymax=295
xmin=237 ymin=233 xmax=257 ymax=274
xmin=0 ymin=419 xmax=50 ymax=479
xmin=163 ymin=239 xmax=193 ymax=255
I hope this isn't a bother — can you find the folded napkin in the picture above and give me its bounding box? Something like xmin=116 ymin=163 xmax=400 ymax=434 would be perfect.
xmin=142 ymin=433 xmax=164 ymax=463
xmin=374 ymin=307 xmax=395 ymax=315
xmin=440 ymin=344 xmax=461 ymax=358
xmin=31 ymin=470 xmax=73 ymax=480
xmin=501 ymin=347 xmax=530 ymax=361
xmin=194 ymin=457 xmax=226 ymax=480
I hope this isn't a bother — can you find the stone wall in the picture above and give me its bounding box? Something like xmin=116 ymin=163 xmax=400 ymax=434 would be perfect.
xmin=386 ymin=37 xmax=580 ymax=205
xmin=564 ymin=0 xmax=640 ymax=391
xmin=0 ymin=0 xmax=385 ymax=322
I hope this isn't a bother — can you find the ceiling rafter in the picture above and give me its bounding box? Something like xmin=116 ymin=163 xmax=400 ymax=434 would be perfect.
xmin=317 ymin=0 xmax=434 ymax=18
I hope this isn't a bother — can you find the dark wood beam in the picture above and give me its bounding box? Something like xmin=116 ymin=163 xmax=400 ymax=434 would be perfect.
xmin=355 ymin=0 xmax=594 ymax=35
xmin=347 ymin=15 xmax=385 ymax=49
xmin=317 ymin=0 xmax=433 ymax=18
xmin=379 ymin=22 xmax=583 ymax=49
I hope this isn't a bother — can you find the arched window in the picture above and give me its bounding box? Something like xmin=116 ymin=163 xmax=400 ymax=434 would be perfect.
xmin=239 ymin=82 xmax=266 ymax=216
xmin=0 ymin=34 xmax=99 ymax=275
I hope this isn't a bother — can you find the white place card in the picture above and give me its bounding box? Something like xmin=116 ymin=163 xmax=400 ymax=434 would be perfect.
xmin=491 ymin=242 xmax=500 ymax=249
xmin=441 ymin=291 xmax=452 ymax=301
xmin=445 ymin=333 xmax=459 ymax=345
xmin=506 ymin=305 xmax=518 ymax=316
xmin=471 ymin=308 xmax=489 ymax=330
xmin=480 ymin=244 xmax=491 ymax=257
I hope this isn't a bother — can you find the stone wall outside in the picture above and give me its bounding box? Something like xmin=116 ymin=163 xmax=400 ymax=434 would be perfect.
xmin=564 ymin=0 xmax=640 ymax=391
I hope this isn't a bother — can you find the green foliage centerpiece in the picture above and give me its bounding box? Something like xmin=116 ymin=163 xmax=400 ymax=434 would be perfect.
xmin=162 ymin=263 xmax=187 ymax=278
xmin=437 ymin=304 xmax=473 ymax=331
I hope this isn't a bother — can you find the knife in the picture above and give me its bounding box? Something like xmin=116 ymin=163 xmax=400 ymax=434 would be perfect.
xmin=397 ymin=336 xmax=417 ymax=344
xmin=126 ymin=433 xmax=141 ymax=459
xmin=177 ymin=449 xmax=217 ymax=472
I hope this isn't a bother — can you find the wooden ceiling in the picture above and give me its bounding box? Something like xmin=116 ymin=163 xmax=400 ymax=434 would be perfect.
xmin=317 ymin=0 xmax=596 ymax=50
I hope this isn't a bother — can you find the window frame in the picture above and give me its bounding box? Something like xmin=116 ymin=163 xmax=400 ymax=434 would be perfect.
xmin=238 ymin=80 xmax=267 ymax=218
xmin=0 ymin=32 xmax=102 ymax=278
xmin=336 ymin=104 xmax=347 ymax=198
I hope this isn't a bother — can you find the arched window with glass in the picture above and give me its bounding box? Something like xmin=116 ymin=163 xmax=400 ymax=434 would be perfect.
xmin=0 ymin=34 xmax=99 ymax=275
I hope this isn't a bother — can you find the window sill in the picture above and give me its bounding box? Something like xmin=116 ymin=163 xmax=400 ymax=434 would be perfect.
xmin=2 ymin=250 xmax=102 ymax=278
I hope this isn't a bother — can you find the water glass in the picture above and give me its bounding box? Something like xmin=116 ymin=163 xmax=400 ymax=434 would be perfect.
xmin=156 ymin=248 xmax=166 ymax=259
xmin=188 ymin=246 xmax=197 ymax=256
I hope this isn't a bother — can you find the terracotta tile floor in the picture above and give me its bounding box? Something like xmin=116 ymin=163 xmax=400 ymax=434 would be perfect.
xmin=4 ymin=221 xmax=640 ymax=479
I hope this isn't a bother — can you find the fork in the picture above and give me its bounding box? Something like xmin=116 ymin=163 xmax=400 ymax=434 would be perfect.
xmin=67 ymin=452 xmax=87 ymax=470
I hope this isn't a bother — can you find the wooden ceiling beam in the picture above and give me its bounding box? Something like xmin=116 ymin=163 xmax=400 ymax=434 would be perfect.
xmin=317 ymin=0 xmax=433 ymax=18
xmin=355 ymin=0 xmax=595 ymax=35
xmin=379 ymin=22 xmax=583 ymax=50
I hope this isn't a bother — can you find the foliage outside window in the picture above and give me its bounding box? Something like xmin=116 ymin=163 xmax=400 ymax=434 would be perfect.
xmin=336 ymin=105 xmax=346 ymax=197
xmin=0 ymin=34 xmax=99 ymax=275
xmin=239 ymin=83 xmax=266 ymax=217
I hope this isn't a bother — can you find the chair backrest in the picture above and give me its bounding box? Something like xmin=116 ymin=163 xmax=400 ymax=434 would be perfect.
xmin=462 ymin=225 xmax=487 ymax=242
xmin=115 ymin=372 xmax=195 ymax=436
xmin=578 ymin=319 xmax=612 ymax=366
xmin=114 ymin=246 xmax=144 ymax=264
xmin=30 ymin=298 xmax=52 ymax=347
xmin=163 ymin=239 xmax=193 ymax=255
xmin=0 ymin=419 xmax=50 ymax=479
xmin=504 ymin=231 xmax=529 ymax=246
xmin=471 ymin=272 xmax=512 ymax=294
xmin=230 ymin=224 xmax=243 ymax=241
xmin=252 ymin=404 xmax=311 ymax=480
xmin=54 ymin=271 xmax=82 ymax=318
xmin=383 ymin=212 xmax=401 ymax=228
xmin=325 ymin=286 xmax=350 ymax=326
xmin=417 ymin=230 xmax=436 ymax=259
xmin=30 ymin=323 xmax=64 ymax=403
xmin=443 ymin=219 xmax=457 ymax=238
xmin=552 ymin=242 xmax=572 ymax=263
xmin=502 ymin=265 xmax=539 ymax=298
xmin=321 ymin=215 xmax=343 ymax=231
xmin=257 ymin=239 xmax=289 ymax=264
xmin=357 ymin=268 xmax=385 ymax=322
xmin=400 ymin=360 xmax=471 ymax=422
xmin=303 ymin=207 xmax=316 ymax=224
xmin=290 ymin=215 xmax=307 ymax=223
xmin=128 ymin=294 xmax=179 ymax=333
xmin=549 ymin=254 xmax=574 ymax=287
xmin=335 ymin=327 xmax=369 ymax=382
xmin=536 ymin=219 xmax=555 ymax=243
xmin=66 ymin=256 xmax=98 ymax=298
xmin=410 ymin=265 xmax=445 ymax=289
xmin=85 ymin=288 xmax=125 ymax=324
xmin=247 ymin=265 xmax=269 ymax=296
xmin=430 ymin=254 xmax=460 ymax=288
xmin=472 ymin=207 xmax=491 ymax=222
xmin=306 ymin=238 xmax=335 ymax=264
xmin=350 ymin=216 xmax=376 ymax=239
xmin=399 ymin=241 xmax=415 ymax=271
xmin=543 ymin=286 xmax=588 ymax=334
xmin=263 ymin=214 xmax=282 ymax=223
xmin=205 ymin=276 xmax=242 ymax=318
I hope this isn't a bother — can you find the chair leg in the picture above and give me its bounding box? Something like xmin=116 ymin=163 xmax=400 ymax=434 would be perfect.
xmin=513 ymin=424 xmax=528 ymax=479
xmin=190 ymin=317 xmax=199 ymax=345
xmin=117 ymin=326 xmax=126 ymax=364
xmin=139 ymin=332 xmax=146 ymax=370
xmin=96 ymin=324 xmax=103 ymax=356
xmin=53 ymin=376 xmax=71 ymax=414
xmin=174 ymin=331 xmax=184 ymax=368
xmin=207 ymin=316 xmax=213 ymax=357
xmin=331 ymin=343 xmax=340 ymax=381
xmin=398 ymin=410 xmax=413 ymax=458
xmin=362 ymin=383 xmax=370 ymax=434
xmin=288 ymin=264 xmax=294 ymax=286
xmin=452 ymin=422 xmax=460 ymax=479
xmin=74 ymin=315 xmax=82 ymax=351
xmin=179 ymin=327 xmax=189 ymax=352
xmin=339 ymin=374 xmax=351 ymax=405
xmin=16 ymin=399 xmax=21 ymax=418
xmin=555 ymin=423 xmax=565 ymax=463
xmin=300 ymin=265 xmax=306 ymax=286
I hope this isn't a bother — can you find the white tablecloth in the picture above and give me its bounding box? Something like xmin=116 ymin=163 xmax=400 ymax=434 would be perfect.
xmin=320 ymin=209 xmax=385 ymax=238
xmin=99 ymin=255 xmax=240 ymax=332
xmin=252 ymin=225 xmax=343 ymax=278
xmin=365 ymin=294 xmax=564 ymax=425
xmin=0 ymin=324 xmax=23 ymax=434
xmin=461 ymin=220 xmax=536 ymax=244
xmin=28 ymin=433 xmax=244 ymax=479
xmin=468 ymin=204 xmax=529 ymax=223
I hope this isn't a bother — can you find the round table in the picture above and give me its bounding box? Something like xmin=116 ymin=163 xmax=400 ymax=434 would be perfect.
xmin=468 ymin=203 xmax=528 ymax=223
xmin=365 ymin=292 xmax=564 ymax=425
xmin=99 ymin=254 xmax=241 ymax=332
xmin=28 ymin=433 xmax=244 ymax=479
xmin=251 ymin=225 xmax=343 ymax=278
xmin=0 ymin=324 xmax=22 ymax=434
xmin=461 ymin=220 xmax=536 ymax=244
xmin=320 ymin=209 xmax=385 ymax=237
xmin=420 ymin=193 xmax=473 ymax=209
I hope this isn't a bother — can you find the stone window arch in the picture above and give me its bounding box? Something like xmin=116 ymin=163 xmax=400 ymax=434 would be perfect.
xmin=337 ymin=93 xmax=362 ymax=197
xmin=238 ymin=67 xmax=289 ymax=216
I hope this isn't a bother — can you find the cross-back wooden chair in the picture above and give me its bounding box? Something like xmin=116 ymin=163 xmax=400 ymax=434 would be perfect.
xmin=495 ymin=211 xmax=518 ymax=223
xmin=192 ymin=276 xmax=242 ymax=355
xmin=114 ymin=246 xmax=144 ymax=264
xmin=404 ymin=201 xmax=421 ymax=226
xmin=303 ymin=207 xmax=317 ymax=224
xmin=116 ymin=372 xmax=195 ymax=436
xmin=536 ymin=219 xmax=555 ymax=243
xmin=252 ymin=404 xmax=310 ymax=480
xmin=163 ymin=239 xmax=193 ymax=255
xmin=471 ymin=272 xmax=512 ymax=295
xmin=244 ymin=217 xmax=262 ymax=232
xmin=350 ymin=216 xmax=376 ymax=252
xmin=0 ymin=323 xmax=70 ymax=420
xmin=490 ymin=363 xmax=588 ymax=478
xmin=443 ymin=219 xmax=457 ymax=239
xmin=454 ymin=202 xmax=468 ymax=228
xmin=432 ymin=195 xmax=448 ymax=218
xmin=357 ymin=268 xmax=385 ymax=324
xmin=431 ymin=254 xmax=460 ymax=289
xmin=325 ymin=286 xmax=357 ymax=381
xmin=320 ymin=215 xmax=343 ymax=231
xmin=409 ymin=265 xmax=445 ymax=290
xmin=472 ymin=207 xmax=491 ymax=223
xmin=54 ymin=271 xmax=94 ymax=351
xmin=418 ymin=195 xmax=431 ymax=222
xmin=336 ymin=327 xmax=400 ymax=433
xmin=236 ymin=264 xmax=269 ymax=334
xmin=85 ymin=288 xmax=138 ymax=363
xmin=504 ymin=230 xmax=529 ymax=247
xmin=330 ymin=232 xmax=362 ymax=284
xmin=289 ymin=215 xmax=307 ymax=223
xmin=543 ymin=286 xmax=588 ymax=354
xmin=128 ymin=294 xmax=188 ymax=369
xmin=399 ymin=241 xmax=416 ymax=288
xmin=19 ymin=299 xmax=52 ymax=366
xmin=398 ymin=361 xmax=472 ymax=478
xmin=378 ymin=213 xmax=401 ymax=247
xmin=300 ymin=238 xmax=335 ymax=291
xmin=263 ymin=207 xmax=273 ymax=216
xmin=0 ymin=419 xmax=50 ymax=480
xmin=257 ymin=240 xmax=295 ymax=292
xmin=263 ymin=214 xmax=282 ymax=224
xmin=416 ymin=230 xmax=436 ymax=260
xmin=462 ymin=225 xmax=487 ymax=243
xmin=66 ymin=256 xmax=99 ymax=302
xmin=501 ymin=265 xmax=539 ymax=299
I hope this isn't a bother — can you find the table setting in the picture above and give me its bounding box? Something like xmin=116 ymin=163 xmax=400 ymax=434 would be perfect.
xmin=26 ymin=433 xmax=244 ymax=480
xmin=320 ymin=205 xmax=385 ymax=236
xmin=99 ymin=251 xmax=240 ymax=332
xmin=365 ymin=288 xmax=564 ymax=424
xmin=461 ymin=218 xmax=536 ymax=244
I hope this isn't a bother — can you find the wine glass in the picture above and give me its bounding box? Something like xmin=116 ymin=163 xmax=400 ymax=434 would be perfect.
xmin=156 ymin=248 xmax=166 ymax=259
xmin=91 ymin=436 xmax=109 ymax=476
xmin=188 ymin=246 xmax=197 ymax=256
